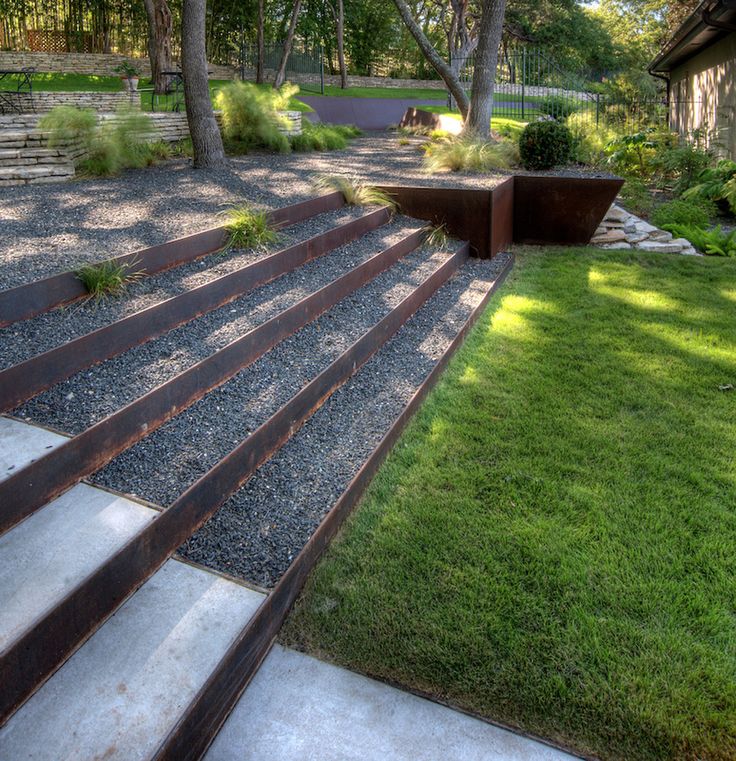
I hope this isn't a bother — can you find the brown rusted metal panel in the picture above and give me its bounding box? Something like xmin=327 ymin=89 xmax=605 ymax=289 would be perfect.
xmin=489 ymin=177 xmax=515 ymax=257
xmin=512 ymin=176 xmax=624 ymax=245
xmin=0 ymin=192 xmax=345 ymax=328
xmin=0 ymin=243 xmax=465 ymax=725
xmin=0 ymin=212 xmax=403 ymax=535
xmin=378 ymin=185 xmax=493 ymax=258
xmin=152 ymin=249 xmax=513 ymax=761
xmin=0 ymin=208 xmax=389 ymax=413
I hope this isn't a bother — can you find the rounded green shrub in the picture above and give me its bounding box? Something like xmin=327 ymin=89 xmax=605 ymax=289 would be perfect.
xmin=537 ymin=95 xmax=579 ymax=121
xmin=651 ymin=198 xmax=715 ymax=229
xmin=519 ymin=120 xmax=573 ymax=170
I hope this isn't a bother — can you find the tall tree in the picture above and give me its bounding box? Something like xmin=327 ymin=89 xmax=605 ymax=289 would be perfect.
xmin=274 ymin=0 xmax=303 ymax=88
xmin=391 ymin=0 xmax=470 ymax=118
xmin=181 ymin=0 xmax=227 ymax=168
xmin=143 ymin=0 xmax=173 ymax=94
xmin=465 ymin=0 xmax=506 ymax=134
xmin=256 ymin=0 xmax=265 ymax=84
xmin=327 ymin=0 xmax=348 ymax=88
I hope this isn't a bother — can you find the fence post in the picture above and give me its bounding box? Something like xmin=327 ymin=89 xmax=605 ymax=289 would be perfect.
xmin=319 ymin=45 xmax=325 ymax=95
xmin=521 ymin=47 xmax=526 ymax=120
xmin=596 ymin=93 xmax=600 ymax=127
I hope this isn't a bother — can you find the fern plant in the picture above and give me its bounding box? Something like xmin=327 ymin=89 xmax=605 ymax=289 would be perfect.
xmin=663 ymin=223 xmax=736 ymax=257
xmin=682 ymin=159 xmax=736 ymax=214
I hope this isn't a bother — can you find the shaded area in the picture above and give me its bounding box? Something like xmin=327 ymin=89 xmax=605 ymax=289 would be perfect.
xmin=299 ymin=96 xmax=444 ymax=129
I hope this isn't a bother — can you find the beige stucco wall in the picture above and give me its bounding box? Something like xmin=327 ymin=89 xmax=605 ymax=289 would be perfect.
xmin=669 ymin=33 xmax=736 ymax=158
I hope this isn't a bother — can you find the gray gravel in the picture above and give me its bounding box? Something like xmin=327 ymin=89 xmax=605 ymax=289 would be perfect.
xmin=179 ymin=253 xmax=510 ymax=588
xmin=0 ymin=205 xmax=367 ymax=369
xmin=87 ymin=240 xmax=455 ymax=504
xmin=13 ymin=215 xmax=425 ymax=429
xmin=0 ymin=132 xmax=608 ymax=289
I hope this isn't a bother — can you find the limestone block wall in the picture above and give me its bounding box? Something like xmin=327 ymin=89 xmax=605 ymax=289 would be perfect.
xmin=9 ymin=91 xmax=135 ymax=112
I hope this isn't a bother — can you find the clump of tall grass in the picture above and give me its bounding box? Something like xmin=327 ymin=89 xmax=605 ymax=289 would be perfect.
xmin=423 ymin=223 xmax=450 ymax=249
xmin=291 ymin=122 xmax=360 ymax=152
xmin=423 ymin=135 xmax=519 ymax=173
xmin=313 ymin=175 xmax=396 ymax=209
xmin=216 ymin=81 xmax=297 ymax=153
xmin=76 ymin=258 xmax=143 ymax=298
xmin=221 ymin=205 xmax=277 ymax=250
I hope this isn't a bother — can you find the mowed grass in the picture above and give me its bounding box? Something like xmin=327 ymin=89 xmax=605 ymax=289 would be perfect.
xmin=283 ymin=246 xmax=736 ymax=761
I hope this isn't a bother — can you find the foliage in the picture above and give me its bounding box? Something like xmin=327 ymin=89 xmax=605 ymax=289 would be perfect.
xmin=313 ymin=175 xmax=396 ymax=208
xmin=518 ymin=120 xmax=573 ymax=170
xmin=683 ymin=160 xmax=736 ymax=215
xmin=76 ymin=258 xmax=142 ymax=298
xmin=566 ymin=111 xmax=619 ymax=167
xmin=290 ymin=122 xmax=361 ymax=152
xmin=618 ymin=177 xmax=654 ymax=217
xmin=537 ymin=95 xmax=578 ymax=121
xmin=112 ymin=60 xmax=140 ymax=78
xmin=284 ymin=245 xmax=736 ymax=761
xmin=663 ymin=224 xmax=736 ymax=257
xmin=422 ymin=223 xmax=450 ymax=249
xmin=650 ymin=199 xmax=714 ymax=230
xmin=39 ymin=106 xmax=160 ymax=176
xmin=651 ymin=134 xmax=713 ymax=195
xmin=216 ymin=81 xmax=299 ymax=153
xmin=423 ymin=135 xmax=519 ymax=173
xmin=605 ymin=128 xmax=661 ymax=178
xmin=221 ymin=206 xmax=277 ymax=250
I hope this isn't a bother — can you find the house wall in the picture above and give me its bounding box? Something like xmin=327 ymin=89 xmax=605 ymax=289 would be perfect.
xmin=669 ymin=32 xmax=736 ymax=158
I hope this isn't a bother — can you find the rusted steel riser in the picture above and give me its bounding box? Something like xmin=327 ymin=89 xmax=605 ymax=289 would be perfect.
xmin=0 ymin=208 xmax=391 ymax=413
xmin=153 ymin=252 xmax=515 ymax=761
xmin=0 ymin=222 xmax=417 ymax=536
xmin=0 ymin=191 xmax=345 ymax=328
xmin=0 ymin=231 xmax=453 ymax=724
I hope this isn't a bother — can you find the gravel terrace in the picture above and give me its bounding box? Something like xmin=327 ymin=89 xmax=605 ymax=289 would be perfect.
xmin=13 ymin=214 xmax=425 ymax=429
xmin=0 ymin=132 xmax=609 ymax=289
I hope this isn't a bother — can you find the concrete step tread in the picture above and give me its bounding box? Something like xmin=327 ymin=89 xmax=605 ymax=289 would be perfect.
xmin=0 ymin=558 xmax=264 ymax=761
xmin=0 ymin=416 xmax=66 ymax=484
xmin=0 ymin=481 xmax=158 ymax=653
xmin=205 ymin=645 xmax=577 ymax=761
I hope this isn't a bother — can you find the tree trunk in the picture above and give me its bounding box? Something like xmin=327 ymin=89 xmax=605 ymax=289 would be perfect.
xmin=391 ymin=0 xmax=470 ymax=119
xmin=143 ymin=0 xmax=173 ymax=95
xmin=256 ymin=0 xmax=265 ymax=84
xmin=273 ymin=0 xmax=302 ymax=89
xmin=181 ymin=0 xmax=227 ymax=169
xmin=335 ymin=0 xmax=347 ymax=89
xmin=463 ymin=0 xmax=506 ymax=137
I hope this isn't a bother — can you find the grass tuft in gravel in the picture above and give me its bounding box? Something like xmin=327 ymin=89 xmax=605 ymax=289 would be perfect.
xmin=313 ymin=175 xmax=395 ymax=210
xmin=284 ymin=246 xmax=736 ymax=761
xmin=221 ymin=206 xmax=278 ymax=251
xmin=76 ymin=258 xmax=143 ymax=299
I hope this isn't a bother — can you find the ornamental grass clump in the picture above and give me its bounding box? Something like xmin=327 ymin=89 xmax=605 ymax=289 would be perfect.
xmin=216 ymin=81 xmax=296 ymax=153
xmin=76 ymin=258 xmax=143 ymax=299
xmin=313 ymin=175 xmax=396 ymax=209
xmin=423 ymin=135 xmax=519 ymax=173
xmin=290 ymin=122 xmax=361 ymax=152
xmin=221 ymin=206 xmax=277 ymax=250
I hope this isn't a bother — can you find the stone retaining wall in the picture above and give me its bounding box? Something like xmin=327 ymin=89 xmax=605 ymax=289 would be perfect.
xmin=0 ymin=51 xmax=236 ymax=80
xmin=8 ymin=91 xmax=135 ymax=112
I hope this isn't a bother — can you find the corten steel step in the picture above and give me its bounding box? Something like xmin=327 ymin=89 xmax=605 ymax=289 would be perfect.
xmin=0 ymin=225 xmax=423 ymax=536
xmin=0 ymin=191 xmax=344 ymax=328
xmin=0 ymin=207 xmax=392 ymax=412
xmin=0 ymin=233 xmax=458 ymax=722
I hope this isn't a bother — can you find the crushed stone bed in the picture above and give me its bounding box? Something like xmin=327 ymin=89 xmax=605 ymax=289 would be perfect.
xmin=12 ymin=215 xmax=425 ymax=428
xmin=179 ymin=254 xmax=510 ymax=588
xmin=87 ymin=239 xmax=455 ymax=504
xmin=0 ymin=206 xmax=368 ymax=370
xmin=0 ymin=133 xmax=611 ymax=289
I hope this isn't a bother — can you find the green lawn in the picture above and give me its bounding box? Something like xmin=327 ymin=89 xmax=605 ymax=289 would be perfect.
xmin=283 ymin=246 xmax=736 ymax=761
xmin=317 ymin=84 xmax=446 ymax=99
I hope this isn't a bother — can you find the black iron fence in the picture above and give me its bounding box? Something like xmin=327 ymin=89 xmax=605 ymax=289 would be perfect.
xmin=237 ymin=42 xmax=324 ymax=94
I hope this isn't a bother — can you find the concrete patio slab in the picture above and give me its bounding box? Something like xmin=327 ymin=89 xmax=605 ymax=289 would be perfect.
xmin=0 ymin=415 xmax=66 ymax=483
xmin=204 ymin=645 xmax=579 ymax=761
xmin=299 ymin=96 xmax=445 ymax=130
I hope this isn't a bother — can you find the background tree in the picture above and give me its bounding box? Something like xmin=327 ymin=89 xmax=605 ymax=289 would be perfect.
xmin=326 ymin=0 xmax=348 ymax=88
xmin=274 ymin=0 xmax=303 ymax=88
xmin=143 ymin=0 xmax=173 ymax=94
xmin=181 ymin=0 xmax=227 ymax=168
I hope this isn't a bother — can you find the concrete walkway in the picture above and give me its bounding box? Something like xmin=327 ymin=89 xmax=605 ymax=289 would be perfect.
xmin=205 ymin=646 xmax=580 ymax=761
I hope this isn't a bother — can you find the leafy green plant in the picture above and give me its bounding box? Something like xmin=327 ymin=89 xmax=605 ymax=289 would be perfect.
xmin=619 ymin=177 xmax=654 ymax=216
xmin=216 ymin=81 xmax=297 ymax=153
xmin=518 ymin=120 xmax=573 ymax=170
xmin=76 ymin=258 xmax=143 ymax=298
xmin=423 ymin=135 xmax=519 ymax=173
xmin=683 ymin=159 xmax=736 ymax=214
xmin=537 ymin=95 xmax=578 ymax=121
xmin=651 ymin=139 xmax=712 ymax=195
xmin=221 ymin=206 xmax=277 ymax=250
xmin=113 ymin=60 xmax=140 ymax=79
xmin=605 ymin=128 xmax=660 ymax=178
xmin=566 ymin=111 xmax=619 ymax=167
xmin=313 ymin=175 xmax=396 ymax=208
xmin=663 ymin=223 xmax=736 ymax=256
xmin=651 ymin=199 xmax=715 ymax=229
xmin=423 ymin=223 xmax=450 ymax=249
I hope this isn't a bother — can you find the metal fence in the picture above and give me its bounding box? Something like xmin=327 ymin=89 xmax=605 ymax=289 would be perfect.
xmin=237 ymin=42 xmax=324 ymax=94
